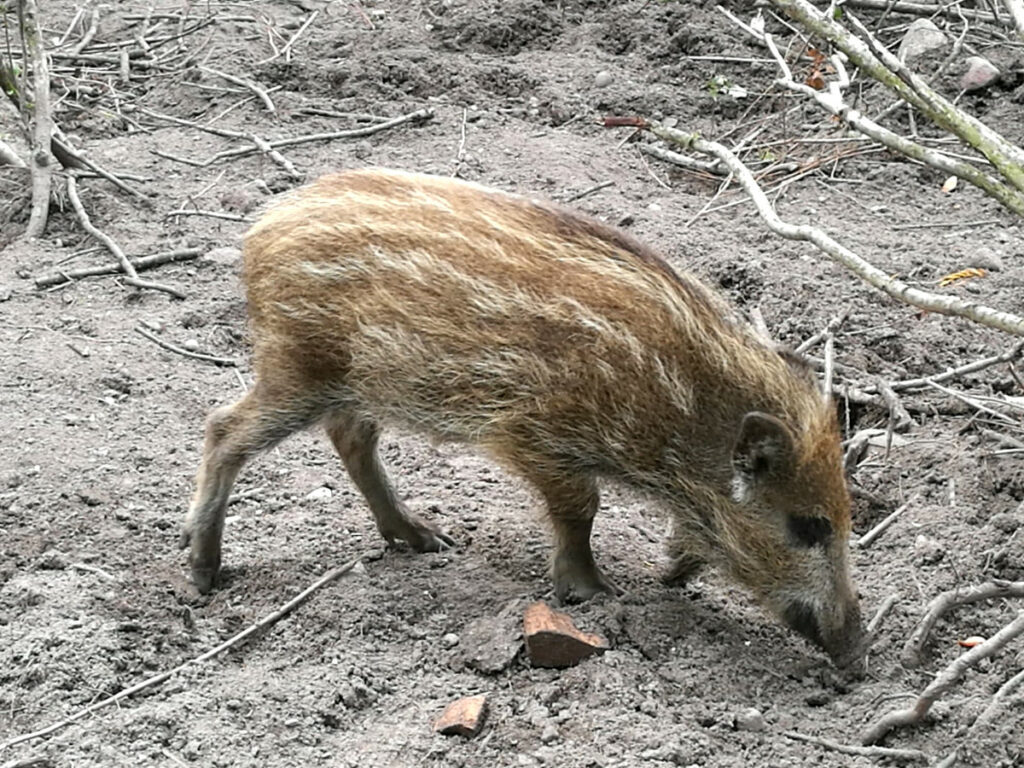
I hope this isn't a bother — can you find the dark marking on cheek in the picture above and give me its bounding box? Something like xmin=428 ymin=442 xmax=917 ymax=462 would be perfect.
xmin=784 ymin=601 xmax=823 ymax=647
xmin=787 ymin=514 xmax=833 ymax=547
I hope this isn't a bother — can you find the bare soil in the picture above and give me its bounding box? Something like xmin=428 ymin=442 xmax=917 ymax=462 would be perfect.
xmin=2 ymin=2 xmax=1023 ymax=767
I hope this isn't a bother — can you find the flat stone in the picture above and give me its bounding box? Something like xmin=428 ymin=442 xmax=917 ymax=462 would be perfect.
xmin=434 ymin=694 xmax=488 ymax=737
xmin=523 ymin=602 xmax=608 ymax=668
xmin=898 ymin=19 xmax=946 ymax=64
xmin=734 ymin=707 xmax=766 ymax=732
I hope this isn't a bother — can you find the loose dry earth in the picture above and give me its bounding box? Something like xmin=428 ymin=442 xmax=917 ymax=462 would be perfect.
xmin=2 ymin=2 xmax=1023 ymax=767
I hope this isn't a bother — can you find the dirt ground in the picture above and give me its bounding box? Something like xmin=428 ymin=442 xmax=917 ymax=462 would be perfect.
xmin=2 ymin=1 xmax=1024 ymax=766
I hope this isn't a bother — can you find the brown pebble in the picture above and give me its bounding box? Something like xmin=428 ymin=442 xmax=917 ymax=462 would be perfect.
xmin=523 ymin=601 xmax=609 ymax=668
xmin=433 ymin=694 xmax=488 ymax=737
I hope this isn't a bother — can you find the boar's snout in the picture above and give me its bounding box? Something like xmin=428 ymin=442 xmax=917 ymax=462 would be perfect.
xmin=783 ymin=595 xmax=867 ymax=672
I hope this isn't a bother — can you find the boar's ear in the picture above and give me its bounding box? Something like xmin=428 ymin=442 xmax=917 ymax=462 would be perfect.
xmin=731 ymin=412 xmax=796 ymax=492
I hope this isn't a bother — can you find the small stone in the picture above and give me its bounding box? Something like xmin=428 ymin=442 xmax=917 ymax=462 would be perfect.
xmin=458 ymin=615 xmax=521 ymax=674
xmin=898 ymin=19 xmax=946 ymax=64
xmin=203 ymin=246 xmax=243 ymax=266
xmin=0 ymin=285 xmax=12 ymax=302
xmin=442 ymin=632 xmax=460 ymax=648
xmin=353 ymin=140 xmax=373 ymax=159
xmin=523 ymin=602 xmax=608 ymax=668
xmin=304 ymin=486 xmax=333 ymax=503
xmin=181 ymin=338 xmax=200 ymax=352
xmin=351 ymin=561 xmax=368 ymax=576
xmin=434 ymin=694 xmax=488 ymax=737
xmin=594 ymin=70 xmax=613 ymax=88
xmin=968 ymin=248 xmax=1003 ymax=272
xmin=540 ymin=724 xmax=559 ymax=744
xmin=734 ymin=707 xmax=766 ymax=733
xmin=960 ymin=56 xmax=1000 ymax=92
xmin=914 ymin=534 xmax=945 ymax=565
xmin=989 ymin=513 xmax=1020 ymax=533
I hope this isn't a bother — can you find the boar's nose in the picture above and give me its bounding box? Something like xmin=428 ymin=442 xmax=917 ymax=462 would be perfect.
xmin=783 ymin=600 xmax=867 ymax=672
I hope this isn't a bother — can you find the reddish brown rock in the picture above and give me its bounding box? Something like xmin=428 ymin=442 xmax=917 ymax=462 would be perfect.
xmin=433 ymin=694 xmax=488 ymax=737
xmin=523 ymin=601 xmax=609 ymax=668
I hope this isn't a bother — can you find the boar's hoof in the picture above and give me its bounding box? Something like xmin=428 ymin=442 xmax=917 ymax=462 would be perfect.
xmin=553 ymin=560 xmax=620 ymax=604
xmin=381 ymin=515 xmax=455 ymax=553
xmin=190 ymin=565 xmax=220 ymax=595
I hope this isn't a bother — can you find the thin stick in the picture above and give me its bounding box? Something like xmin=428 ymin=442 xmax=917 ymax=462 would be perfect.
xmin=452 ymin=107 xmax=468 ymax=176
xmin=0 ymin=556 xmax=365 ymax=751
xmin=639 ymin=143 xmax=725 ymax=176
xmin=65 ymin=177 xmax=184 ymax=299
xmin=258 ymin=9 xmax=319 ymax=64
xmin=199 ymin=66 xmax=276 ymax=113
xmin=867 ymin=593 xmax=899 ymax=635
xmin=69 ymin=7 xmax=99 ymax=55
xmin=863 ymin=610 xmax=1024 ymax=745
xmin=783 ymin=731 xmax=928 ymax=763
xmin=164 ymin=209 xmax=254 ymax=223
xmin=877 ymin=343 xmax=1024 ymax=393
xmin=901 ymin=580 xmax=1024 ymax=668
xmin=134 ymin=327 xmax=237 ymax=367
xmin=855 ymin=496 xmax=916 ymax=549
xmin=34 ymin=248 xmax=203 ymax=288
xmin=563 ymin=180 xmax=614 ymax=202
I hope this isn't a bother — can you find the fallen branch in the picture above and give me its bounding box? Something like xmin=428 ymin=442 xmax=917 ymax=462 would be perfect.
xmin=134 ymin=327 xmax=238 ymax=367
xmin=0 ymin=556 xmax=365 ymax=752
xmin=606 ymin=117 xmax=1024 ymax=337
xmin=901 ymin=580 xmax=1024 ymax=668
xmin=756 ymin=30 xmax=1024 ymax=218
xmin=871 ymin=343 xmax=1024 ymax=393
xmin=20 ymin=0 xmax=56 ymax=238
xmin=34 ymin=248 xmax=203 ymax=288
xmin=769 ymin=0 xmax=1024 ymax=191
xmin=783 ymin=731 xmax=927 ymax=763
xmin=65 ymin=176 xmax=184 ymax=299
xmin=834 ymin=0 xmax=1003 ymax=22
xmin=199 ymin=66 xmax=276 ymax=113
xmin=862 ymin=610 xmax=1024 ymax=745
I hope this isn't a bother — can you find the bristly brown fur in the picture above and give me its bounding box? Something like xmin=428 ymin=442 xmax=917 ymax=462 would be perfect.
xmin=182 ymin=168 xmax=864 ymax=667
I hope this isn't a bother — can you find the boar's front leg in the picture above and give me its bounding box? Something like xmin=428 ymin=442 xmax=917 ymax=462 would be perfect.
xmin=522 ymin=468 xmax=618 ymax=603
xmin=325 ymin=410 xmax=454 ymax=552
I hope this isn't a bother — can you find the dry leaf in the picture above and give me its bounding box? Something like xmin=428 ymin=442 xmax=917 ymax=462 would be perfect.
xmin=806 ymin=72 xmax=827 ymax=90
xmin=938 ymin=268 xmax=986 ymax=287
xmin=958 ymin=636 xmax=986 ymax=648
xmin=941 ymin=176 xmax=958 ymax=193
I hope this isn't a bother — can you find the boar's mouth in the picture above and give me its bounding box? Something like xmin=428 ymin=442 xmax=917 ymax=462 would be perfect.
xmin=783 ymin=600 xmax=867 ymax=671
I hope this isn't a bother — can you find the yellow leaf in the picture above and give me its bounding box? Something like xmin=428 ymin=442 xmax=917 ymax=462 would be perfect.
xmin=938 ymin=268 xmax=986 ymax=287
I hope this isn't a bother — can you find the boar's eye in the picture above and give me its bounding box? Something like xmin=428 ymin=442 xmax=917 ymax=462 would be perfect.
xmin=787 ymin=515 xmax=833 ymax=547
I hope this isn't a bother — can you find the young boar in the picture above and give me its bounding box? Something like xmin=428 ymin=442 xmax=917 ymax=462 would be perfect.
xmin=182 ymin=168 xmax=865 ymax=668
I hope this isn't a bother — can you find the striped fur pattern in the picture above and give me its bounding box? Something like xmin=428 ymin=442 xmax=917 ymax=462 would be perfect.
xmin=182 ymin=168 xmax=865 ymax=669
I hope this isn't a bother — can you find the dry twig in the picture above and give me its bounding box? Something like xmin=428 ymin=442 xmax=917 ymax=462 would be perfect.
xmin=604 ymin=117 xmax=1024 ymax=337
xmin=901 ymin=580 xmax=1024 ymax=668
xmin=0 ymin=556 xmax=366 ymax=752
xmin=65 ymin=176 xmax=184 ymax=299
xmin=862 ymin=610 xmax=1024 ymax=745
xmin=34 ymin=248 xmax=203 ymax=288
xmin=783 ymin=731 xmax=927 ymax=763
xmin=134 ymin=327 xmax=237 ymax=367
xmin=855 ymin=496 xmax=917 ymax=549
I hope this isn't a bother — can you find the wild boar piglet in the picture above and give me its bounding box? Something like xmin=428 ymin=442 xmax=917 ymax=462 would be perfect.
xmin=181 ymin=168 xmax=866 ymax=668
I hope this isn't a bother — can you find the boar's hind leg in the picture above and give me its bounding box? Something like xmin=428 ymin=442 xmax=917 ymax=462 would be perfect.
xmin=325 ymin=410 xmax=454 ymax=552
xmin=527 ymin=470 xmax=618 ymax=603
xmin=182 ymin=387 xmax=320 ymax=593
